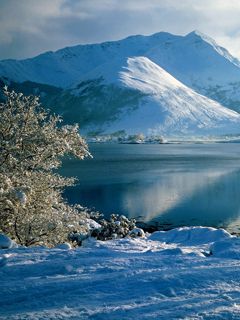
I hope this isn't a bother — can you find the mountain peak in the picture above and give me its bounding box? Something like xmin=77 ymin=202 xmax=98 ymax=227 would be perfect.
xmin=185 ymin=30 xmax=240 ymax=67
xmin=185 ymin=30 xmax=216 ymax=44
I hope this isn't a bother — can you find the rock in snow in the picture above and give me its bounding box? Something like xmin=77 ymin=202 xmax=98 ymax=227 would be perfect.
xmin=129 ymin=227 xmax=145 ymax=238
xmin=1 ymin=227 xmax=240 ymax=319
xmin=0 ymin=234 xmax=15 ymax=249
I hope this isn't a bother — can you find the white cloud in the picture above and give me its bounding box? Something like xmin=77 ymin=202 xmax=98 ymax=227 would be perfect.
xmin=1 ymin=0 xmax=240 ymax=59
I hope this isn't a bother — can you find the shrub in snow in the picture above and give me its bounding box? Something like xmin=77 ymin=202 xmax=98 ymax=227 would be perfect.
xmin=68 ymin=209 xmax=103 ymax=246
xmin=0 ymin=88 xmax=91 ymax=247
xmin=91 ymin=214 xmax=136 ymax=241
xmin=68 ymin=213 xmax=137 ymax=245
xmin=68 ymin=231 xmax=89 ymax=246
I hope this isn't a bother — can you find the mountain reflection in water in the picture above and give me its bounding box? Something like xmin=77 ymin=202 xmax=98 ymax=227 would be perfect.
xmin=61 ymin=143 xmax=240 ymax=233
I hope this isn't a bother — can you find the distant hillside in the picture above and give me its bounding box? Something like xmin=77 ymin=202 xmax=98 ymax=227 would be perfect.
xmin=1 ymin=31 xmax=240 ymax=136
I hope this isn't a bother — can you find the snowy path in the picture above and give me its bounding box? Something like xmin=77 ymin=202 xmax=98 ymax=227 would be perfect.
xmin=1 ymin=227 xmax=240 ymax=319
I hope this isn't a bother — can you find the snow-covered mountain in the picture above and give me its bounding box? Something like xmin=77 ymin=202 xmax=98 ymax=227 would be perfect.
xmin=70 ymin=56 xmax=240 ymax=136
xmin=0 ymin=32 xmax=181 ymax=87
xmin=1 ymin=30 xmax=240 ymax=109
xmin=1 ymin=31 xmax=240 ymax=136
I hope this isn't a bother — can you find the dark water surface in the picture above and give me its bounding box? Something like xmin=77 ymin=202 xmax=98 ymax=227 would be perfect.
xmin=60 ymin=143 xmax=240 ymax=232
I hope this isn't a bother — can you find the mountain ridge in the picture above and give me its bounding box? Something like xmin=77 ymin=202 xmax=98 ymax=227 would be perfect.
xmin=2 ymin=30 xmax=240 ymax=89
xmin=1 ymin=31 xmax=240 ymax=137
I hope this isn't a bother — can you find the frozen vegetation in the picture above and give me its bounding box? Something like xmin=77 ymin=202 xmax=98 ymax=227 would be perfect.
xmin=1 ymin=227 xmax=240 ymax=319
xmin=0 ymin=89 xmax=91 ymax=247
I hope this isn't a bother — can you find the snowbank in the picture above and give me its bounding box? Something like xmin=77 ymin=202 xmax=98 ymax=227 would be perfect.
xmin=55 ymin=243 xmax=72 ymax=250
xmin=1 ymin=227 xmax=240 ymax=319
xmin=210 ymin=237 xmax=240 ymax=259
xmin=149 ymin=226 xmax=232 ymax=245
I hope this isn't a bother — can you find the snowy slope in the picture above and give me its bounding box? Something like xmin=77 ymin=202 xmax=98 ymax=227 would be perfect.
xmin=1 ymin=227 xmax=240 ymax=319
xmin=74 ymin=56 xmax=240 ymax=136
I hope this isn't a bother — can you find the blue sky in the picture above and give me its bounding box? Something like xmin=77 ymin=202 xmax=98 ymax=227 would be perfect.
xmin=1 ymin=0 xmax=240 ymax=60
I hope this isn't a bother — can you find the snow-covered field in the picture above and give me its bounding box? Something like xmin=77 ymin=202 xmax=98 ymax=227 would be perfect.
xmin=1 ymin=227 xmax=240 ymax=319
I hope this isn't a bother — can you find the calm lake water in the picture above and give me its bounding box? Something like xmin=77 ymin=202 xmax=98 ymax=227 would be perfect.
xmin=61 ymin=143 xmax=240 ymax=233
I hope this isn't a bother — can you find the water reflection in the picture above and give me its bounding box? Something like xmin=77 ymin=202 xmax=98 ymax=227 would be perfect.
xmin=146 ymin=169 xmax=240 ymax=230
xmin=62 ymin=143 xmax=240 ymax=232
xmin=123 ymin=170 xmax=230 ymax=221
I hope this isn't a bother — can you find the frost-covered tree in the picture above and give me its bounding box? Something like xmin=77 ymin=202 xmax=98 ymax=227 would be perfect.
xmin=0 ymin=87 xmax=91 ymax=246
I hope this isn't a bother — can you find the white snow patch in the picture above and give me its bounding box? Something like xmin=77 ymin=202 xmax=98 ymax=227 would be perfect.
xmin=55 ymin=243 xmax=72 ymax=250
xmin=210 ymin=237 xmax=240 ymax=259
xmin=1 ymin=227 xmax=240 ymax=319
xmin=149 ymin=226 xmax=232 ymax=245
xmin=85 ymin=218 xmax=101 ymax=230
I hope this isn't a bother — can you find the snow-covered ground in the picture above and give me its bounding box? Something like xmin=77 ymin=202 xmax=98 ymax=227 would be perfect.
xmin=1 ymin=227 xmax=240 ymax=319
